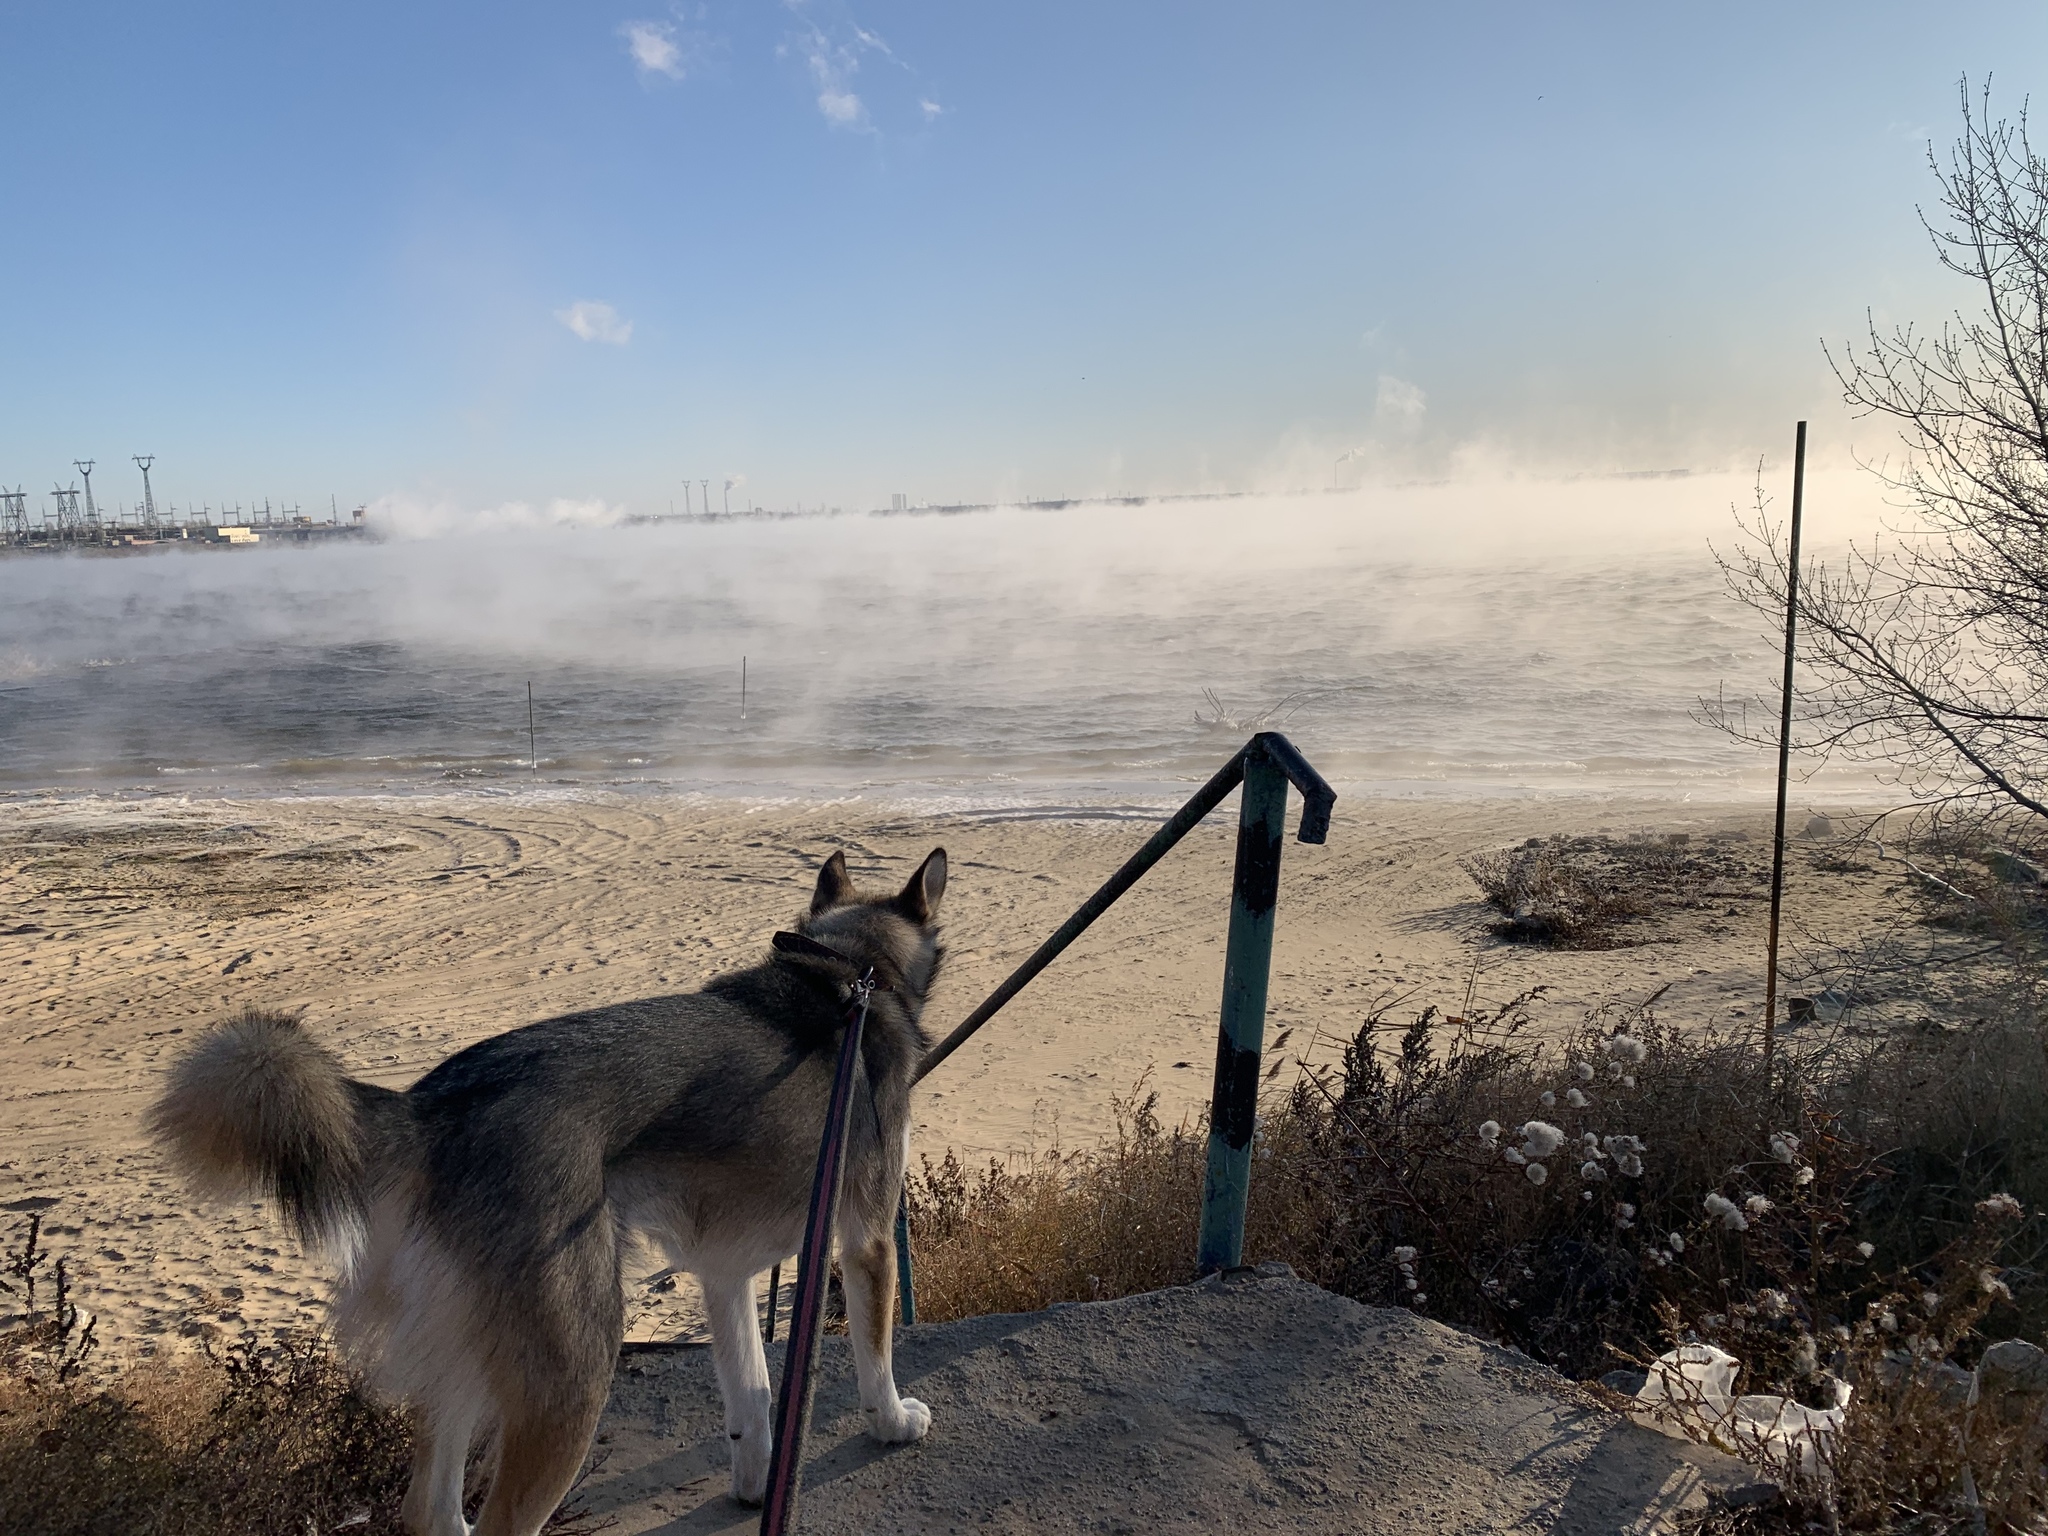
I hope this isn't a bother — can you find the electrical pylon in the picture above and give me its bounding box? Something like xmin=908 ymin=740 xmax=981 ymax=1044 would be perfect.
xmin=133 ymin=455 xmax=158 ymax=531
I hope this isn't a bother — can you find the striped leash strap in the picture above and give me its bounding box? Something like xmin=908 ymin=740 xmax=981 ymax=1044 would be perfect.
xmin=758 ymin=967 xmax=877 ymax=1536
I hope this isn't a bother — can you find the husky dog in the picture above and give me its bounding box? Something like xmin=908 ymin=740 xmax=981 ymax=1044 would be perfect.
xmin=149 ymin=848 xmax=945 ymax=1536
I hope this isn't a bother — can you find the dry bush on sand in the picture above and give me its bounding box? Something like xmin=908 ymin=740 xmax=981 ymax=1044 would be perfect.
xmin=0 ymin=1218 xmax=607 ymax=1536
xmin=1460 ymin=833 xmax=1765 ymax=948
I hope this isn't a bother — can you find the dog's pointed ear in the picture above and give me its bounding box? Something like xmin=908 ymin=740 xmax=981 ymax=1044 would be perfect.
xmin=896 ymin=847 xmax=948 ymax=923
xmin=811 ymin=851 xmax=855 ymax=914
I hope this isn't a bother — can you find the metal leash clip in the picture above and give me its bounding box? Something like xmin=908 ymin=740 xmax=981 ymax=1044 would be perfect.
xmin=847 ymin=967 xmax=877 ymax=1015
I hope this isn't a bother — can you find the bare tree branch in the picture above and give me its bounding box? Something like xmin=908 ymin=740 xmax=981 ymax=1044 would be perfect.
xmin=1707 ymin=80 xmax=2048 ymax=827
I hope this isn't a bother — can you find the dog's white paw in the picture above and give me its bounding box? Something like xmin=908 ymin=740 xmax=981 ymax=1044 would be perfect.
xmin=867 ymin=1396 xmax=933 ymax=1444
xmin=729 ymin=1429 xmax=770 ymax=1505
xmin=730 ymin=1466 xmax=767 ymax=1507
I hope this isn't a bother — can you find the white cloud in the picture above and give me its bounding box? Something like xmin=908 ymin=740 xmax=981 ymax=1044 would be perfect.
xmin=795 ymin=26 xmax=868 ymax=130
xmin=778 ymin=7 xmax=935 ymax=133
xmin=818 ymin=89 xmax=863 ymax=124
xmin=1375 ymin=374 xmax=1427 ymax=429
xmin=555 ymin=300 xmax=633 ymax=345
xmin=621 ymin=19 xmax=685 ymax=79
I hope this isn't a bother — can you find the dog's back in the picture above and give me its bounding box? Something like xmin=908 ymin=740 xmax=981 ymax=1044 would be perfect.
xmin=151 ymin=847 xmax=947 ymax=1536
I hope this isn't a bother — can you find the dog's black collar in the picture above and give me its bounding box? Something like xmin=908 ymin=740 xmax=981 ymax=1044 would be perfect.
xmin=772 ymin=929 xmax=894 ymax=1008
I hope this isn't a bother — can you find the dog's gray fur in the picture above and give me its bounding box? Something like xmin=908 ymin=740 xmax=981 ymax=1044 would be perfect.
xmin=149 ymin=848 xmax=947 ymax=1536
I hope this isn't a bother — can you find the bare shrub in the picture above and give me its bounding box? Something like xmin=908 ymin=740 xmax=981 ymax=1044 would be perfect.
xmin=0 ymin=1213 xmax=97 ymax=1388
xmin=0 ymin=1220 xmax=607 ymax=1536
xmin=1460 ymin=834 xmax=1764 ymax=948
xmin=1710 ymin=83 xmax=2048 ymax=827
xmin=1816 ymin=1198 xmax=2043 ymax=1531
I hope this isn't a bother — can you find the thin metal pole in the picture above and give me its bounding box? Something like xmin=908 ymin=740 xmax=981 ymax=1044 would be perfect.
xmin=527 ymin=681 xmax=537 ymax=774
xmin=763 ymin=1263 xmax=780 ymax=1343
xmin=1196 ymin=745 xmax=1288 ymax=1273
xmin=759 ymin=982 xmax=873 ymax=1536
xmin=1762 ymin=421 xmax=1808 ymax=1075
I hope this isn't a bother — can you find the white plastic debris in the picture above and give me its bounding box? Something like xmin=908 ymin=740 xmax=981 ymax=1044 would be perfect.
xmin=1634 ymin=1343 xmax=1847 ymax=1480
xmin=1728 ymin=1389 xmax=1847 ymax=1479
xmin=1636 ymin=1343 xmax=1740 ymax=1427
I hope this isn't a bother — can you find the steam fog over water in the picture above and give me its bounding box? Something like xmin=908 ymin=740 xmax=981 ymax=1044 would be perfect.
xmin=0 ymin=484 xmax=1874 ymax=807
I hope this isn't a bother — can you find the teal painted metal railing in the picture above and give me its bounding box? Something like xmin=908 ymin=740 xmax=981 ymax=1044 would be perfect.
xmin=902 ymin=732 xmax=1333 ymax=1313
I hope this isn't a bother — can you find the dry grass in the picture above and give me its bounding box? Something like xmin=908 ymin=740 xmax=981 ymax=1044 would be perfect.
xmin=907 ymin=991 xmax=2048 ymax=1532
xmin=0 ymin=1219 xmax=606 ymax=1536
xmin=906 ymin=1092 xmax=1205 ymax=1319
xmin=1824 ymin=1202 xmax=2048 ymax=1534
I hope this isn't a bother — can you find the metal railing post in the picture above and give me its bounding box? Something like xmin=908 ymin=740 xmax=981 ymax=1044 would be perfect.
xmin=909 ymin=730 xmax=1331 ymax=1288
xmin=1196 ymin=742 xmax=1289 ymax=1273
xmin=894 ymin=1189 xmax=916 ymax=1325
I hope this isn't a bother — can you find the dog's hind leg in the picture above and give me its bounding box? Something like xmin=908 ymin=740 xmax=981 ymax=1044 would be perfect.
xmin=402 ymin=1396 xmax=482 ymax=1536
xmin=702 ymin=1269 xmax=774 ymax=1504
xmin=839 ymin=1203 xmax=931 ymax=1444
xmin=469 ymin=1216 xmax=621 ymax=1536
xmin=469 ymin=1384 xmax=608 ymax=1536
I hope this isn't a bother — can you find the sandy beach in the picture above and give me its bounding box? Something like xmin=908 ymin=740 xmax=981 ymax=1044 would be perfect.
xmin=0 ymin=789 xmax=1896 ymax=1353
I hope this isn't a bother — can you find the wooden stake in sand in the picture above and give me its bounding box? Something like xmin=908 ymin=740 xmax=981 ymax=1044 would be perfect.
xmin=1762 ymin=421 xmax=1808 ymax=1075
xmin=527 ymin=681 xmax=537 ymax=775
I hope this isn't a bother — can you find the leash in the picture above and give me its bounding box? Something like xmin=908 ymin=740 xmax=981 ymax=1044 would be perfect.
xmin=758 ymin=966 xmax=877 ymax=1536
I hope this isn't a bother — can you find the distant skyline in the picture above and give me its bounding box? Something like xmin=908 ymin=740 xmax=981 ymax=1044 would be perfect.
xmin=3 ymin=1 xmax=2044 ymax=520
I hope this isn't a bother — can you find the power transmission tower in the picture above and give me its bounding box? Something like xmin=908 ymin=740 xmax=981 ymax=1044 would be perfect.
xmin=133 ymin=455 xmax=158 ymax=532
xmin=51 ymin=484 xmax=82 ymax=543
xmin=74 ymin=460 xmax=100 ymax=538
xmin=0 ymin=488 xmax=26 ymax=545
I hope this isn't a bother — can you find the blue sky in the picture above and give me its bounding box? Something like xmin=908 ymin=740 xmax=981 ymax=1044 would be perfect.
xmin=2 ymin=1 xmax=2043 ymax=516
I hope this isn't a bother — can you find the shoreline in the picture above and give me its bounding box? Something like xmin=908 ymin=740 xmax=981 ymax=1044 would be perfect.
xmin=0 ymin=758 xmax=1888 ymax=811
xmin=0 ymin=788 xmax=1900 ymax=1351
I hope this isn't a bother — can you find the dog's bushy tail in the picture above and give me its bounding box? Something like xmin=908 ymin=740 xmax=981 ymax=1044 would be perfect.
xmin=148 ymin=1007 xmax=375 ymax=1247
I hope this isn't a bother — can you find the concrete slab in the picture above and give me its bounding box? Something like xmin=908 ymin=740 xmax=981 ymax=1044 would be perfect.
xmin=576 ymin=1272 xmax=1768 ymax=1535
